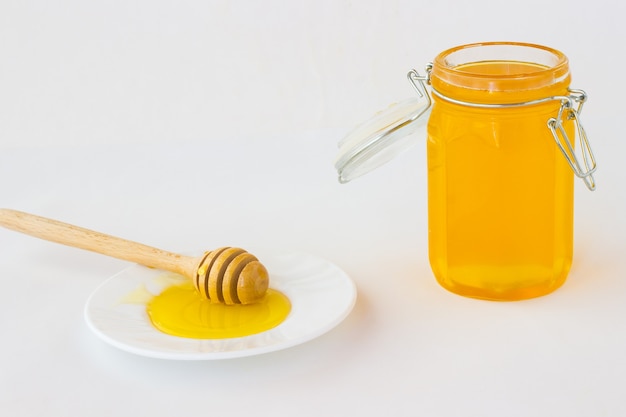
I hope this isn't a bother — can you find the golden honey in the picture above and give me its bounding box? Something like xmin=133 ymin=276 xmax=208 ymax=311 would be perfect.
xmin=427 ymin=43 xmax=576 ymax=300
xmin=146 ymin=282 xmax=291 ymax=339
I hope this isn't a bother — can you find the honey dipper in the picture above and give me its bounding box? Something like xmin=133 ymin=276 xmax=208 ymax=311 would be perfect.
xmin=0 ymin=209 xmax=269 ymax=305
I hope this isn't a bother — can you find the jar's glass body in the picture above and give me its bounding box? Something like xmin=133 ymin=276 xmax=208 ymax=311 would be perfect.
xmin=427 ymin=43 xmax=575 ymax=300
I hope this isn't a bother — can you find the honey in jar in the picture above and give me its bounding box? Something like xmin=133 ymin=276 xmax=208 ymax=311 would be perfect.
xmin=335 ymin=42 xmax=596 ymax=301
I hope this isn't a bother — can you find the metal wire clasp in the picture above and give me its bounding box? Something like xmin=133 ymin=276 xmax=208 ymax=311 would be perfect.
xmin=406 ymin=64 xmax=597 ymax=191
xmin=407 ymin=64 xmax=433 ymax=110
xmin=547 ymin=89 xmax=597 ymax=190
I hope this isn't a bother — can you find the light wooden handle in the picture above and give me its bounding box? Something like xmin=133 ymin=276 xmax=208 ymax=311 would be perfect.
xmin=0 ymin=209 xmax=197 ymax=277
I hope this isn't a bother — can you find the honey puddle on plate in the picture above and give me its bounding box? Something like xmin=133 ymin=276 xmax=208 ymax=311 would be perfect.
xmin=122 ymin=274 xmax=291 ymax=339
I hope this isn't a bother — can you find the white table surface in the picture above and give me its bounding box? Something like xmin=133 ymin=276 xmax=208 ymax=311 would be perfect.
xmin=2 ymin=1 xmax=625 ymax=416
xmin=1 ymin=125 xmax=625 ymax=416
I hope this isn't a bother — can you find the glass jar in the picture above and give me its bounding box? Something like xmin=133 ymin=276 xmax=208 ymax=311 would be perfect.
xmin=335 ymin=42 xmax=596 ymax=301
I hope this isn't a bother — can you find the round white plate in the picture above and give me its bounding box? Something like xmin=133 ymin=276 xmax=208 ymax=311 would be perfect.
xmin=84 ymin=252 xmax=357 ymax=360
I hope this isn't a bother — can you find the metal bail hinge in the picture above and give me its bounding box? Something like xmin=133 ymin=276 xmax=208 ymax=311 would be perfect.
xmin=547 ymin=89 xmax=597 ymax=191
xmin=407 ymin=64 xmax=433 ymax=109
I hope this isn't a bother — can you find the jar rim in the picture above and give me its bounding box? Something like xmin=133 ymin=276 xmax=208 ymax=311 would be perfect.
xmin=430 ymin=42 xmax=571 ymax=103
xmin=433 ymin=42 xmax=569 ymax=80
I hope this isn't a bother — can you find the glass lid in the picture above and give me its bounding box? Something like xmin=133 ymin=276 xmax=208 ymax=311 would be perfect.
xmin=334 ymin=96 xmax=430 ymax=183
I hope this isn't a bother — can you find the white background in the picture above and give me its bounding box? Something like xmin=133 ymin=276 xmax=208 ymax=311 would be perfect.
xmin=1 ymin=0 xmax=625 ymax=416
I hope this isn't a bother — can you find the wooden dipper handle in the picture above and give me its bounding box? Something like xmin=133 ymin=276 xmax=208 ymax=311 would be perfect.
xmin=0 ymin=209 xmax=268 ymax=304
xmin=0 ymin=208 xmax=198 ymax=276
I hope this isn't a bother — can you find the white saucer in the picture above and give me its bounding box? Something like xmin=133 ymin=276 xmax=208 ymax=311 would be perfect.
xmin=84 ymin=251 xmax=357 ymax=360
